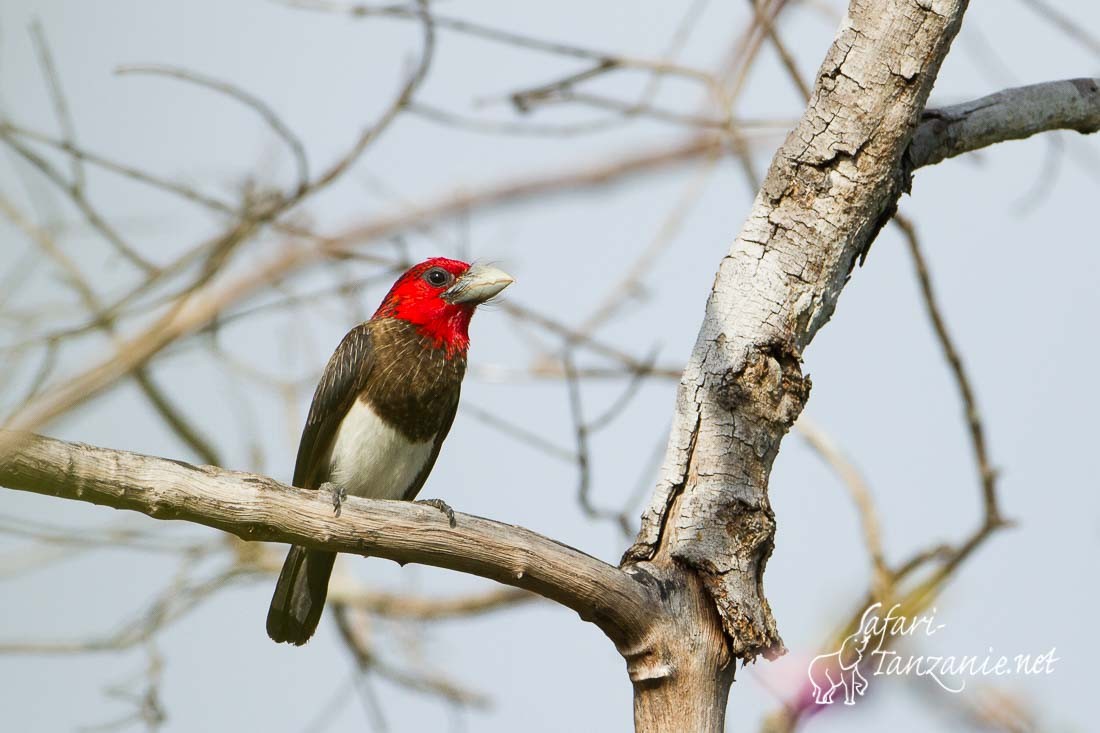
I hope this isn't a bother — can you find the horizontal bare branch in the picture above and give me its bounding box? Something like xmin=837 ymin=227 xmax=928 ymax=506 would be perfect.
xmin=0 ymin=431 xmax=656 ymax=647
xmin=908 ymin=78 xmax=1100 ymax=170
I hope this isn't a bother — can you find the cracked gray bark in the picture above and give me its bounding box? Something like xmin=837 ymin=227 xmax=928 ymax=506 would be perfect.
xmin=621 ymin=0 xmax=975 ymax=728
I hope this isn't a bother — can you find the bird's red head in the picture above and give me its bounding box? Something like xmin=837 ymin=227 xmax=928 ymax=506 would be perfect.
xmin=373 ymin=257 xmax=513 ymax=356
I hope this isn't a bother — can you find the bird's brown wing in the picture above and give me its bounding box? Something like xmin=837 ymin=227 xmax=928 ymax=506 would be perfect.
xmin=401 ymin=387 xmax=460 ymax=501
xmin=293 ymin=324 xmax=374 ymax=490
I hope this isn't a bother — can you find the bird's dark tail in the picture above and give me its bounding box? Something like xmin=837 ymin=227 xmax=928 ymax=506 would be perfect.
xmin=266 ymin=546 xmax=337 ymax=645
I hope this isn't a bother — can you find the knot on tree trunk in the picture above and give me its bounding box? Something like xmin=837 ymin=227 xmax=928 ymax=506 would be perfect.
xmin=676 ymin=344 xmax=811 ymax=661
xmin=716 ymin=343 xmax=812 ymax=478
xmin=623 ymin=341 xmax=810 ymax=664
xmin=719 ymin=342 xmax=811 ymax=433
xmin=693 ymin=343 xmax=807 ymax=660
xmin=675 ymin=500 xmax=785 ymax=661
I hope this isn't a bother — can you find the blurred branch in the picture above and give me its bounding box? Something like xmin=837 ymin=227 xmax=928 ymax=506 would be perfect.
xmin=307 ymin=0 xmax=434 ymax=192
xmin=502 ymin=301 xmax=658 ymax=374
xmin=0 ymin=128 xmax=156 ymax=273
xmin=9 ymin=22 xmax=156 ymax=273
xmin=0 ymin=121 xmax=251 ymax=215
xmin=916 ymin=680 xmax=1040 ymax=733
xmin=562 ymin=351 xmax=633 ymax=536
xmin=762 ymin=215 xmax=1012 ymax=731
xmin=577 ymin=155 xmax=721 ymax=339
xmin=461 ymin=402 xmax=576 ymax=463
xmin=1015 ymin=0 xmax=1100 ymax=59
xmin=895 ymin=214 xmax=1000 ymax=525
xmin=331 ymin=604 xmax=490 ymax=708
xmin=29 ymin=21 xmax=84 ymax=192
xmin=794 ymin=416 xmax=888 ymax=596
xmin=719 ymin=0 xmax=792 ymax=107
xmin=0 ymin=135 xmax=718 ymax=450
xmin=746 ymin=0 xmax=811 ymax=101
xmin=329 ymin=584 xmax=536 ymax=620
xmin=0 ymin=561 xmax=250 ymax=654
xmin=0 ymin=193 xmax=223 ymax=465
xmin=509 ymin=88 xmax=730 ymax=131
xmin=246 ymin=541 xmax=541 ymax=618
xmin=115 ymin=64 xmax=311 ymax=196
xmin=80 ymin=647 xmax=166 ymax=733
xmin=288 ymin=0 xmax=729 ymax=141
xmin=281 ymin=0 xmax=713 ymax=76
xmin=131 ymin=370 xmax=223 ymax=466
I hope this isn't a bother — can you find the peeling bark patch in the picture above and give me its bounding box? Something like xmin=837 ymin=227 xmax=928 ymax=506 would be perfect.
xmin=856 ymin=192 xmax=900 ymax=267
xmin=702 ymin=577 xmax=786 ymax=661
xmin=718 ymin=343 xmax=811 ymax=431
xmin=677 ymin=500 xmax=784 ymax=662
xmin=621 ymin=411 xmax=701 ymax=564
xmin=721 ymin=501 xmax=776 ymax=560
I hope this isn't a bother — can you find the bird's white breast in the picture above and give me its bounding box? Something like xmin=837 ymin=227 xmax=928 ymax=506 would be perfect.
xmin=326 ymin=399 xmax=435 ymax=500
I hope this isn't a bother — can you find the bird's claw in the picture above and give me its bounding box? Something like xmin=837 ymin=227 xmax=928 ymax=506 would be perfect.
xmin=417 ymin=498 xmax=456 ymax=528
xmin=323 ymin=482 xmax=347 ymax=517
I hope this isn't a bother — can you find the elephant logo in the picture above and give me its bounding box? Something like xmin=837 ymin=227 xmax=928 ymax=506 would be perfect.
xmin=807 ymin=606 xmax=879 ymax=705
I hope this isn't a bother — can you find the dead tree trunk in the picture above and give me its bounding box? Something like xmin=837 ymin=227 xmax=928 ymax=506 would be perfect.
xmin=3 ymin=0 xmax=1099 ymax=730
xmin=619 ymin=1 xmax=974 ymax=727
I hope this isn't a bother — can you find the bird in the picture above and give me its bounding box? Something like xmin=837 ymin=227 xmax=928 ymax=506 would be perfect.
xmin=266 ymin=257 xmax=513 ymax=645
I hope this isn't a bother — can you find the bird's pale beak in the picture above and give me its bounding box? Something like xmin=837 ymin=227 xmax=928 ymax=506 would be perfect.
xmin=443 ymin=264 xmax=514 ymax=304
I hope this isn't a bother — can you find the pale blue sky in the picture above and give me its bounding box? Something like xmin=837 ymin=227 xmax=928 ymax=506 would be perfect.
xmin=1 ymin=1 xmax=1098 ymax=731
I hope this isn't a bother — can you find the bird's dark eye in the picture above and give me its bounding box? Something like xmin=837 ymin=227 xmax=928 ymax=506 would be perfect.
xmin=423 ymin=267 xmax=453 ymax=287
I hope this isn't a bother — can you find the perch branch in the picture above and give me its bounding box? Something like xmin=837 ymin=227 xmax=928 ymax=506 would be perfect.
xmin=0 ymin=431 xmax=657 ymax=648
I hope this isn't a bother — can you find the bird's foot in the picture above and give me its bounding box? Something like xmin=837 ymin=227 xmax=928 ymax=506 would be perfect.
xmin=322 ymin=482 xmax=348 ymax=517
xmin=416 ymin=498 xmax=456 ymax=528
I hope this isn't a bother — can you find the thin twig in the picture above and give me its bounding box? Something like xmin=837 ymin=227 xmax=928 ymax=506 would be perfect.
xmin=0 ymin=129 xmax=157 ymax=273
xmin=331 ymin=604 xmax=490 ymax=707
xmin=562 ymin=351 xmax=633 ymax=536
xmin=0 ymin=563 xmax=251 ymax=654
xmin=29 ymin=21 xmax=84 ymax=192
xmin=328 ymin=584 xmax=536 ymax=620
xmin=894 ymin=213 xmax=1000 ymax=524
xmin=586 ymin=348 xmax=659 ymax=433
xmin=747 ymin=0 xmax=811 ymax=101
xmin=0 ymin=193 xmax=223 ymax=465
xmin=502 ymin=301 xmax=655 ymax=373
xmin=114 ymin=64 xmax=311 ymax=196
xmin=1 ymin=121 xmax=236 ymax=213
xmin=1015 ymin=0 xmax=1100 ymax=59
xmin=794 ymin=415 xmax=889 ymax=596
xmin=577 ymin=155 xmax=722 ymax=338
xmin=307 ymin=0 xmax=435 ymax=193
xmin=281 ymin=0 xmax=716 ymax=77
xmin=132 ymin=370 xmax=223 ymax=466
xmin=461 ymin=402 xmax=576 ymax=463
